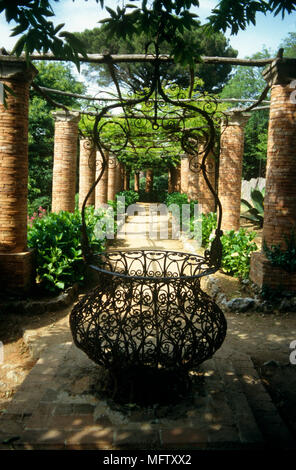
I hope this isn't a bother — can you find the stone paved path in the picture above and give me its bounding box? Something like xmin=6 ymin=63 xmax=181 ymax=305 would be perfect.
xmin=0 ymin=203 xmax=295 ymax=450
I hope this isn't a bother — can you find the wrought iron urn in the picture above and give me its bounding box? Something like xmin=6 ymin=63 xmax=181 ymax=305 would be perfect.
xmin=70 ymin=250 xmax=227 ymax=381
xmin=69 ymin=54 xmax=229 ymax=400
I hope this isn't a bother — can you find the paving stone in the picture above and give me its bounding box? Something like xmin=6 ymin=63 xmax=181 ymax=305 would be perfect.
xmin=160 ymin=427 xmax=208 ymax=449
xmin=72 ymin=404 xmax=96 ymax=415
xmin=15 ymin=429 xmax=67 ymax=450
xmin=24 ymin=413 xmax=53 ymax=430
xmin=114 ymin=428 xmax=160 ymax=449
xmin=65 ymin=426 xmax=114 ymax=450
xmin=48 ymin=413 xmax=95 ymax=429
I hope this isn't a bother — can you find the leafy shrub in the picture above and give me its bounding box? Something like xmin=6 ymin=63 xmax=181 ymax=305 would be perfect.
xmin=221 ymin=228 xmax=258 ymax=279
xmin=165 ymin=192 xmax=197 ymax=218
xmin=116 ymin=190 xmax=139 ymax=210
xmin=263 ymin=229 xmax=296 ymax=273
xmin=28 ymin=196 xmax=51 ymax=218
xmin=153 ymin=174 xmax=168 ymax=202
xmin=200 ymin=212 xmax=217 ymax=247
xmin=28 ymin=206 xmax=47 ymax=227
xmin=192 ymin=211 xmax=258 ymax=278
xmin=27 ymin=207 xmax=107 ymax=293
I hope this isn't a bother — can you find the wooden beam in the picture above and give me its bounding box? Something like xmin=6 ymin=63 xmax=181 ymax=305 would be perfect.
xmin=0 ymin=53 xmax=275 ymax=67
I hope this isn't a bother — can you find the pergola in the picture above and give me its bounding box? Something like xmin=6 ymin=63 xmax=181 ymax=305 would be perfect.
xmin=0 ymin=51 xmax=295 ymax=294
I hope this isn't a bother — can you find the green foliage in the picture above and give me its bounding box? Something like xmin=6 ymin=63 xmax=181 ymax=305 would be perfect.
xmin=263 ymin=230 xmax=296 ymax=273
xmin=241 ymin=187 xmax=265 ymax=228
xmin=1 ymin=0 xmax=87 ymax=69
xmin=27 ymin=207 xmax=106 ymax=293
xmin=192 ymin=212 xmax=258 ymax=278
xmin=220 ymin=229 xmax=258 ymax=279
xmin=116 ymin=190 xmax=139 ymax=210
xmin=1 ymin=1 xmax=295 ymax=69
xmin=280 ymin=32 xmax=296 ymax=57
xmin=200 ymin=212 xmax=217 ymax=248
xmin=153 ymin=174 xmax=168 ymax=202
xmin=209 ymin=0 xmax=295 ymax=35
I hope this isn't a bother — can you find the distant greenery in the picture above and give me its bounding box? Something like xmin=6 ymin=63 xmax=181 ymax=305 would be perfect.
xmin=75 ymin=23 xmax=237 ymax=93
xmin=165 ymin=192 xmax=198 ymax=220
xmin=115 ymin=190 xmax=140 ymax=210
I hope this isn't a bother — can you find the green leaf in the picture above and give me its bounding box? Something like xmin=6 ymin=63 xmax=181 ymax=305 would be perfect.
xmin=11 ymin=34 xmax=27 ymax=56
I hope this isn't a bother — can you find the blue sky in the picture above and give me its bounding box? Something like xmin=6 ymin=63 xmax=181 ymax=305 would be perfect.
xmin=0 ymin=0 xmax=295 ymax=58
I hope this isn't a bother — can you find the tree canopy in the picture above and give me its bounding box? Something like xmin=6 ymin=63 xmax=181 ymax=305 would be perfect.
xmin=1 ymin=1 xmax=295 ymax=65
xmin=75 ymin=24 xmax=237 ymax=93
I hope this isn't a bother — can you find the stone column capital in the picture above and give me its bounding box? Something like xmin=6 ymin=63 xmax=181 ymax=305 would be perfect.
xmin=52 ymin=109 xmax=80 ymax=123
xmin=0 ymin=58 xmax=38 ymax=82
xmin=263 ymin=58 xmax=296 ymax=86
xmin=222 ymin=111 xmax=251 ymax=128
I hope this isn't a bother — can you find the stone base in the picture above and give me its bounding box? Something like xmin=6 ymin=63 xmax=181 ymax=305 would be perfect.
xmin=0 ymin=250 xmax=35 ymax=296
xmin=250 ymin=251 xmax=296 ymax=292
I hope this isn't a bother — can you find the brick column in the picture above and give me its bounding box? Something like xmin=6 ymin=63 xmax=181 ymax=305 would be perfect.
xmin=95 ymin=150 xmax=109 ymax=208
xmin=117 ymin=162 xmax=124 ymax=193
xmin=197 ymin=143 xmax=216 ymax=214
xmin=123 ymin=166 xmax=131 ymax=191
xmin=250 ymin=58 xmax=296 ymax=291
xmin=52 ymin=110 xmax=80 ymax=213
xmin=0 ymin=58 xmax=38 ymax=294
xmin=180 ymin=154 xmax=189 ymax=195
xmin=145 ymin=169 xmax=153 ymax=193
xmin=168 ymin=164 xmax=181 ymax=193
xmin=187 ymin=155 xmax=199 ymax=202
xmin=218 ymin=112 xmax=249 ymax=231
xmin=134 ymin=171 xmax=140 ymax=192
xmin=107 ymin=154 xmax=117 ymax=202
xmin=79 ymin=137 xmax=96 ymax=209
